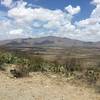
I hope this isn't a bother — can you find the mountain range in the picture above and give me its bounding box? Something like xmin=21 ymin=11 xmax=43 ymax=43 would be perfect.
xmin=0 ymin=36 xmax=100 ymax=48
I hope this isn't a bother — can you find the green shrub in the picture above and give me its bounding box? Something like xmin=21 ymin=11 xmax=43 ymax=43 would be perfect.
xmin=28 ymin=56 xmax=45 ymax=72
xmin=0 ymin=51 xmax=83 ymax=78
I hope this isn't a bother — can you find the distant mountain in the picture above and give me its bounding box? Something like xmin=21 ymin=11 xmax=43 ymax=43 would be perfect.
xmin=0 ymin=36 xmax=99 ymax=48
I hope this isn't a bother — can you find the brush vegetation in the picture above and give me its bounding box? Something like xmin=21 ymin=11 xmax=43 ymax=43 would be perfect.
xmin=0 ymin=50 xmax=100 ymax=92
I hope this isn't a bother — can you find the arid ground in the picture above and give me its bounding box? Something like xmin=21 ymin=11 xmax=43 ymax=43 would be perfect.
xmin=0 ymin=71 xmax=99 ymax=100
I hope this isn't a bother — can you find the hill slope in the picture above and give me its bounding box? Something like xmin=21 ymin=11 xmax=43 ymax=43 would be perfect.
xmin=0 ymin=36 xmax=97 ymax=48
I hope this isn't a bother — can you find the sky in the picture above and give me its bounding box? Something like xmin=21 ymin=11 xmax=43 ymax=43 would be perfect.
xmin=0 ymin=0 xmax=100 ymax=41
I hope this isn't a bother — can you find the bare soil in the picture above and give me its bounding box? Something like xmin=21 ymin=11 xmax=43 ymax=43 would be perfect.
xmin=0 ymin=71 xmax=100 ymax=100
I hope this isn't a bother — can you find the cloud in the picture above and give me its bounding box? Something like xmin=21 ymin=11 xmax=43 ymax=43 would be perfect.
xmin=65 ymin=5 xmax=80 ymax=15
xmin=75 ymin=0 xmax=100 ymax=41
xmin=75 ymin=18 xmax=99 ymax=27
xmin=5 ymin=1 xmax=75 ymax=39
xmin=0 ymin=0 xmax=100 ymax=41
xmin=9 ymin=29 xmax=23 ymax=35
xmin=91 ymin=6 xmax=100 ymax=18
xmin=8 ymin=2 xmax=67 ymax=23
xmin=91 ymin=0 xmax=100 ymax=5
xmin=90 ymin=0 xmax=100 ymax=18
xmin=1 ymin=0 xmax=12 ymax=7
xmin=8 ymin=2 xmax=34 ymax=23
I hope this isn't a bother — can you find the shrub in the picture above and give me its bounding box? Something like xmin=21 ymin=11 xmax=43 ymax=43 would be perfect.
xmin=0 ymin=51 xmax=83 ymax=78
xmin=64 ymin=58 xmax=81 ymax=72
xmin=28 ymin=56 xmax=45 ymax=72
xmin=84 ymin=68 xmax=99 ymax=85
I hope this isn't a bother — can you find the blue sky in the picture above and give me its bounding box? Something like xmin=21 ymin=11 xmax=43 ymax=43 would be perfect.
xmin=0 ymin=0 xmax=100 ymax=41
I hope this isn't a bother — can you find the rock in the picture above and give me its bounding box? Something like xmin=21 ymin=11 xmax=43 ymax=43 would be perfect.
xmin=4 ymin=64 xmax=29 ymax=78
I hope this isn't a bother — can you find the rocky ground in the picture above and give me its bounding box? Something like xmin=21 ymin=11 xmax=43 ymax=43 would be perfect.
xmin=0 ymin=71 xmax=100 ymax=100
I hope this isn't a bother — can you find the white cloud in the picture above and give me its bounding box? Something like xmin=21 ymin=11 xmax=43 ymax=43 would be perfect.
xmin=73 ymin=0 xmax=100 ymax=41
xmin=91 ymin=0 xmax=100 ymax=18
xmin=0 ymin=0 xmax=100 ymax=41
xmin=91 ymin=0 xmax=100 ymax=5
xmin=8 ymin=2 xmax=34 ymax=23
xmin=6 ymin=1 xmax=75 ymax=39
xmin=9 ymin=29 xmax=23 ymax=35
xmin=8 ymin=2 xmax=66 ymax=23
xmin=65 ymin=5 xmax=80 ymax=15
xmin=1 ymin=0 xmax=12 ymax=7
xmin=75 ymin=18 xmax=99 ymax=27
xmin=0 ymin=1 xmax=75 ymax=40
xmin=91 ymin=5 xmax=100 ymax=18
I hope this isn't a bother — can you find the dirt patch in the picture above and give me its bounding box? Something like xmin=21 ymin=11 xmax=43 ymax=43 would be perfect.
xmin=0 ymin=71 xmax=100 ymax=100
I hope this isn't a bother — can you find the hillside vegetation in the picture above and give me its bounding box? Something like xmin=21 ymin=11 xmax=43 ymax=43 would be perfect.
xmin=0 ymin=48 xmax=100 ymax=100
xmin=0 ymin=50 xmax=99 ymax=89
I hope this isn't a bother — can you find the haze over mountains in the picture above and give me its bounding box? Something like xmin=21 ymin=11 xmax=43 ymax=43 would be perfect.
xmin=0 ymin=36 xmax=100 ymax=48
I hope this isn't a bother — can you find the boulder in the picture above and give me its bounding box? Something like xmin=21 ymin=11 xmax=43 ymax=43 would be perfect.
xmin=5 ymin=64 xmax=29 ymax=78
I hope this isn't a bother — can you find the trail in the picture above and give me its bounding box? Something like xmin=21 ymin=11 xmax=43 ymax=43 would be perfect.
xmin=0 ymin=71 xmax=99 ymax=100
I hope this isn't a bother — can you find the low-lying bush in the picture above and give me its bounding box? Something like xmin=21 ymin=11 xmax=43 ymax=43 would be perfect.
xmin=0 ymin=51 xmax=99 ymax=83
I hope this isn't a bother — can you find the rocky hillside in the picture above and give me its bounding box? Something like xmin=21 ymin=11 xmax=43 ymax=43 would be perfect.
xmin=0 ymin=36 xmax=97 ymax=48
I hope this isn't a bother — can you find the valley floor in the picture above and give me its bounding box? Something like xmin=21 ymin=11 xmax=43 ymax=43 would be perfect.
xmin=0 ymin=71 xmax=100 ymax=100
